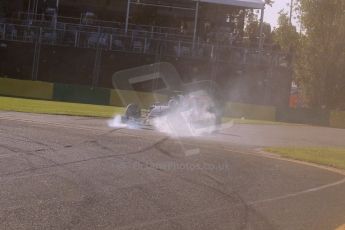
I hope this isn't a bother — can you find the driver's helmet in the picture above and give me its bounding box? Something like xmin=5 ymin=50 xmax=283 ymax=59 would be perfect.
xmin=168 ymin=98 xmax=179 ymax=108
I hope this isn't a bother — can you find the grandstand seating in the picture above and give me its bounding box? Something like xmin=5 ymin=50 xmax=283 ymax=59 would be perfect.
xmin=0 ymin=13 xmax=285 ymax=67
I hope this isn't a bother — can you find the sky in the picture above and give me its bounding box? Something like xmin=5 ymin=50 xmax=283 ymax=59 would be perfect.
xmin=264 ymin=0 xmax=293 ymax=29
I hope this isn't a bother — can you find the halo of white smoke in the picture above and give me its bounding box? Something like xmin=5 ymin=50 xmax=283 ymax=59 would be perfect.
xmin=108 ymin=90 xmax=229 ymax=137
xmin=107 ymin=115 xmax=128 ymax=128
xmin=151 ymin=90 xmax=218 ymax=137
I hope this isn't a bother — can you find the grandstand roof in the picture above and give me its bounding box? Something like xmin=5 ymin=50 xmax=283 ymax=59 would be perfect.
xmin=197 ymin=0 xmax=265 ymax=9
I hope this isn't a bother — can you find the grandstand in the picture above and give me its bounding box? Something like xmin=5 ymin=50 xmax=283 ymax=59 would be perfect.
xmin=1 ymin=0 xmax=268 ymax=50
xmin=0 ymin=0 xmax=292 ymax=107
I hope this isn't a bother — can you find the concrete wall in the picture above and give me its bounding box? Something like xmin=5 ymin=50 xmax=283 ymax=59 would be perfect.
xmin=53 ymin=83 xmax=111 ymax=105
xmin=0 ymin=78 xmax=167 ymax=109
xmin=330 ymin=111 xmax=345 ymax=129
xmin=224 ymin=102 xmax=276 ymax=121
xmin=276 ymin=107 xmax=330 ymax=126
xmin=0 ymin=78 xmax=53 ymax=100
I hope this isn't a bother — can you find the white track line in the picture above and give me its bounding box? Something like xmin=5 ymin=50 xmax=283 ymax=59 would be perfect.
xmin=249 ymin=177 xmax=345 ymax=205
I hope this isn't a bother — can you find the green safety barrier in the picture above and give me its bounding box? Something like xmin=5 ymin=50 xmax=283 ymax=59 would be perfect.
xmin=276 ymin=107 xmax=330 ymax=126
xmin=3 ymin=77 xmax=344 ymax=129
xmin=224 ymin=102 xmax=276 ymax=121
xmin=0 ymin=78 xmax=54 ymax=100
xmin=330 ymin=111 xmax=345 ymax=129
xmin=53 ymin=83 xmax=111 ymax=105
xmin=110 ymin=89 xmax=168 ymax=108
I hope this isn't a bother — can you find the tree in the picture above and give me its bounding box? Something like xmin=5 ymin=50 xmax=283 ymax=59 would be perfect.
xmin=272 ymin=10 xmax=300 ymax=52
xmin=242 ymin=0 xmax=275 ymax=46
xmin=265 ymin=0 xmax=274 ymax=7
xmin=244 ymin=8 xmax=273 ymax=46
xmin=294 ymin=0 xmax=345 ymax=109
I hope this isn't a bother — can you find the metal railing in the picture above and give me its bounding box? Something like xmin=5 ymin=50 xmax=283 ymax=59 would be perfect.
xmin=0 ymin=22 xmax=287 ymax=67
xmin=3 ymin=16 xmax=192 ymax=42
xmin=17 ymin=12 xmax=187 ymax=38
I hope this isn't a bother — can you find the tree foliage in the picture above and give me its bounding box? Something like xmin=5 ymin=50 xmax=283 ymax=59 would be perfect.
xmin=272 ymin=10 xmax=299 ymax=52
xmin=265 ymin=0 xmax=274 ymax=7
xmin=244 ymin=9 xmax=272 ymax=45
xmin=242 ymin=1 xmax=275 ymax=45
xmin=295 ymin=0 xmax=345 ymax=109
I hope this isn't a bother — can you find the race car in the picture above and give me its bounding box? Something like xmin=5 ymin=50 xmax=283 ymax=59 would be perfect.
xmin=121 ymin=91 xmax=222 ymax=135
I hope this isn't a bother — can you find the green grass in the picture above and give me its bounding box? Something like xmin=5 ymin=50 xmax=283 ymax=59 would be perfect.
xmin=0 ymin=96 xmax=124 ymax=118
xmin=265 ymin=147 xmax=345 ymax=170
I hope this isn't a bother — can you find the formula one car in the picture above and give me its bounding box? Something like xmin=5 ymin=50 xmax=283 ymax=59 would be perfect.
xmin=121 ymin=91 xmax=222 ymax=135
xmin=112 ymin=63 xmax=224 ymax=135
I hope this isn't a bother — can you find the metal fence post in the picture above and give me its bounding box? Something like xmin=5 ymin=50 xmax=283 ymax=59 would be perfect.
xmin=243 ymin=49 xmax=247 ymax=64
xmin=31 ymin=27 xmax=42 ymax=81
xmin=74 ymin=31 xmax=78 ymax=48
xmin=109 ymin=34 xmax=112 ymax=50
xmin=2 ymin=24 xmax=5 ymax=40
xmin=144 ymin=37 xmax=147 ymax=53
xmin=178 ymin=41 xmax=181 ymax=57
xmin=92 ymin=46 xmax=102 ymax=88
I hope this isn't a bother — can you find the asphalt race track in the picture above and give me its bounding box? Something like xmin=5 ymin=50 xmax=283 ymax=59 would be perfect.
xmin=0 ymin=111 xmax=345 ymax=230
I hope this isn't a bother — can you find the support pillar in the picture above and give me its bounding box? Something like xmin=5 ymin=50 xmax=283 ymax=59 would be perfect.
xmin=125 ymin=0 xmax=131 ymax=34
xmin=192 ymin=1 xmax=200 ymax=50
xmin=258 ymin=7 xmax=265 ymax=50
